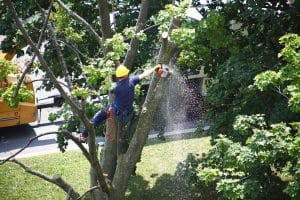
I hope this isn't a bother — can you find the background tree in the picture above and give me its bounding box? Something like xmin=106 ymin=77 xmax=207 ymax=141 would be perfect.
xmin=171 ymin=0 xmax=300 ymax=199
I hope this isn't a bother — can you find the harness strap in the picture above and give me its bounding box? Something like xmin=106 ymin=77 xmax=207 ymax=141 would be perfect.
xmin=112 ymin=103 xmax=133 ymax=124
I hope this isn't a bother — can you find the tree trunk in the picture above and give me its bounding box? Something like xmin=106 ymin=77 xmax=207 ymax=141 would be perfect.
xmin=111 ymin=18 xmax=181 ymax=199
xmin=88 ymin=2 xmax=115 ymax=199
xmin=98 ymin=0 xmax=151 ymax=193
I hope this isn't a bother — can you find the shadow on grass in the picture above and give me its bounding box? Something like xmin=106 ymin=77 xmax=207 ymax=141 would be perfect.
xmin=126 ymin=172 xmax=216 ymax=200
xmin=126 ymin=173 xmax=192 ymax=200
xmin=126 ymin=158 xmax=215 ymax=200
xmin=125 ymin=133 xmax=212 ymax=200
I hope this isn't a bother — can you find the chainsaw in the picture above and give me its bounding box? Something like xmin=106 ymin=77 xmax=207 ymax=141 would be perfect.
xmin=155 ymin=64 xmax=172 ymax=78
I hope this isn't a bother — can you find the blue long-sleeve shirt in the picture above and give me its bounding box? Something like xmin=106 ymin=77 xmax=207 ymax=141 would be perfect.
xmin=82 ymin=75 xmax=140 ymax=137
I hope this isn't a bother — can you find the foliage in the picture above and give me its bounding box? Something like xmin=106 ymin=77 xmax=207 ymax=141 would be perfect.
xmin=187 ymin=0 xmax=300 ymax=138
xmin=233 ymin=114 xmax=267 ymax=143
xmin=171 ymin=28 xmax=195 ymax=49
xmin=151 ymin=0 xmax=300 ymax=139
xmin=205 ymin=47 xmax=281 ymax=139
xmin=105 ymin=33 xmax=129 ymax=61
xmin=177 ymin=32 xmax=300 ymax=199
xmin=123 ymin=26 xmax=147 ymax=42
xmin=254 ymin=34 xmax=300 ymax=112
xmin=50 ymin=2 xmax=83 ymax=43
xmin=0 ymin=58 xmax=33 ymax=108
xmin=151 ymin=0 xmax=190 ymax=35
xmin=1 ymin=83 xmax=34 ymax=108
xmin=71 ymin=87 xmax=97 ymax=100
xmin=0 ymin=57 xmax=18 ymax=80
xmin=178 ymin=115 xmax=296 ymax=199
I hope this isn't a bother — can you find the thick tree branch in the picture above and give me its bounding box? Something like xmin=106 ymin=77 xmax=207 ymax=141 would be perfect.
xmin=10 ymin=159 xmax=80 ymax=200
xmin=87 ymin=127 xmax=112 ymax=196
xmin=97 ymin=0 xmax=113 ymax=42
xmin=65 ymin=131 xmax=92 ymax=163
xmin=54 ymin=1 xmax=113 ymax=196
xmin=124 ymin=0 xmax=150 ymax=69
xmin=13 ymin=0 xmax=54 ymax=98
xmin=56 ymin=0 xmax=102 ymax=47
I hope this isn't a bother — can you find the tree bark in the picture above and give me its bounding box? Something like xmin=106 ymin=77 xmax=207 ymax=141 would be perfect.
xmin=97 ymin=0 xmax=113 ymax=42
xmin=91 ymin=1 xmax=116 ymax=200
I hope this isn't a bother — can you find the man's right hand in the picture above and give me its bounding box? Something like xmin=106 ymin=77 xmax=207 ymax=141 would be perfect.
xmin=155 ymin=64 xmax=163 ymax=76
xmin=154 ymin=64 xmax=162 ymax=72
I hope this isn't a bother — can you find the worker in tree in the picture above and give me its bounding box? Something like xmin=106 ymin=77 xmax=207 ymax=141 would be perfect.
xmin=73 ymin=64 xmax=161 ymax=145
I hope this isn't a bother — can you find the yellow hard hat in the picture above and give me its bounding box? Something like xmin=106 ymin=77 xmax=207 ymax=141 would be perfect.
xmin=116 ymin=65 xmax=129 ymax=77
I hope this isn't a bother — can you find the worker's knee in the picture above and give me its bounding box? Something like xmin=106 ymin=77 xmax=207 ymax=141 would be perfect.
xmin=92 ymin=109 xmax=107 ymax=124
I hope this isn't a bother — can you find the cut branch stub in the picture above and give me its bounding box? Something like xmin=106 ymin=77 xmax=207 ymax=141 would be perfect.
xmin=162 ymin=31 xmax=169 ymax=39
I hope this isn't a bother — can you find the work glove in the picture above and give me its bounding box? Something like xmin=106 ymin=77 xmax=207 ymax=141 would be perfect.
xmin=154 ymin=64 xmax=163 ymax=76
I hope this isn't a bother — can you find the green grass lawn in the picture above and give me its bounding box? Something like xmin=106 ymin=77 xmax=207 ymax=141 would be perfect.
xmin=0 ymin=134 xmax=210 ymax=200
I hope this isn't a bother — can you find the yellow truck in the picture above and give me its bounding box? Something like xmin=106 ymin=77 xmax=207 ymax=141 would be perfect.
xmin=0 ymin=52 xmax=37 ymax=128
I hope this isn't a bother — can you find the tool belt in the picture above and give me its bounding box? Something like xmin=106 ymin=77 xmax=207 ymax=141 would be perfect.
xmin=105 ymin=104 xmax=116 ymax=141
